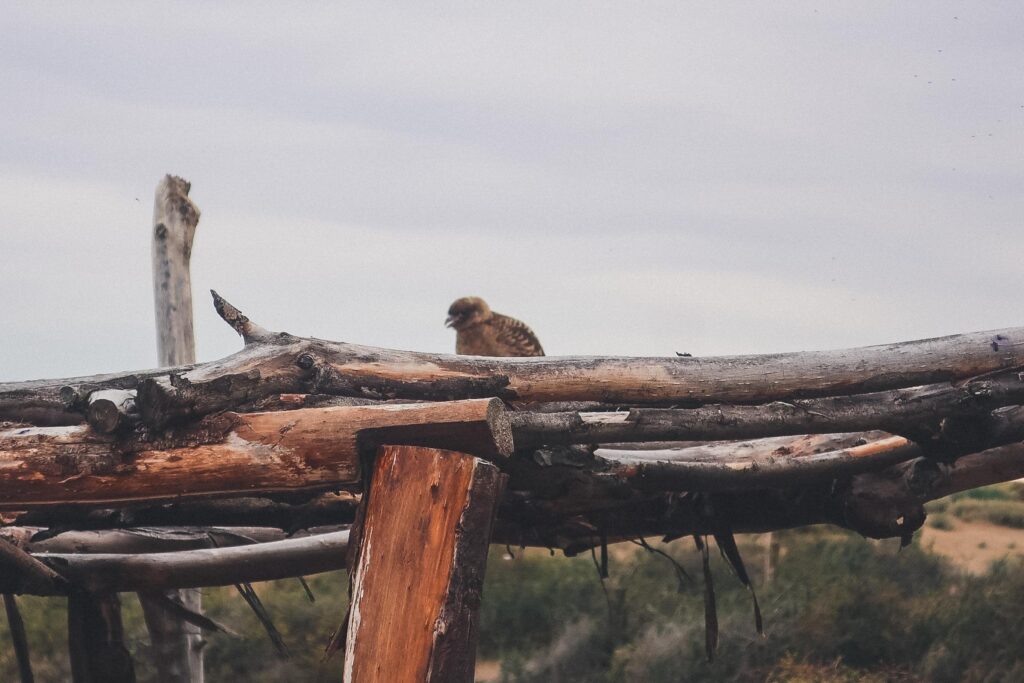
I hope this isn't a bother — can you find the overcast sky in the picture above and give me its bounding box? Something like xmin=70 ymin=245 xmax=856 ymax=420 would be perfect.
xmin=3 ymin=3 xmax=1023 ymax=382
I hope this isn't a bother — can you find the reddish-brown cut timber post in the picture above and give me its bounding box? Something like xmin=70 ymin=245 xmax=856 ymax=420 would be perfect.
xmin=344 ymin=445 xmax=505 ymax=683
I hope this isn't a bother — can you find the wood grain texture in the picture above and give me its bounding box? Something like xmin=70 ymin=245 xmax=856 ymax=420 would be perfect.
xmin=4 ymin=317 xmax=1024 ymax=427
xmin=344 ymin=446 xmax=503 ymax=683
xmin=151 ymin=175 xmax=199 ymax=368
xmin=0 ymin=399 xmax=508 ymax=509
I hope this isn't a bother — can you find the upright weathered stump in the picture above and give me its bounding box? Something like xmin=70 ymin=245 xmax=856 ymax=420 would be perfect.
xmin=141 ymin=174 xmax=204 ymax=683
xmin=343 ymin=445 xmax=505 ymax=683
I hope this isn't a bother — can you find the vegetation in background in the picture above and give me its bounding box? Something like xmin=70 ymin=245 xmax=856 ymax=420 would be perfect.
xmin=1 ymin=485 xmax=1022 ymax=682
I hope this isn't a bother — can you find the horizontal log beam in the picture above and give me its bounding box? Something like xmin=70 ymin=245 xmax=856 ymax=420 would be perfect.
xmin=3 ymin=293 xmax=1022 ymax=427
xmin=0 ymin=399 xmax=510 ymax=509
xmin=24 ymin=531 xmax=350 ymax=594
xmin=12 ymin=493 xmax=359 ymax=532
xmin=511 ymin=369 xmax=1024 ymax=449
xmin=0 ymin=526 xmax=337 ymax=555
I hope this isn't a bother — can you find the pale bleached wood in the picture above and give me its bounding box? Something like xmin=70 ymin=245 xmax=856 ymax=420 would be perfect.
xmin=148 ymin=173 xmax=202 ymax=683
xmin=152 ymin=175 xmax=199 ymax=368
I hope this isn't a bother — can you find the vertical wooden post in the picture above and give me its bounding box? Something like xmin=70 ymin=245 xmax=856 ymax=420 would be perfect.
xmin=141 ymin=174 xmax=204 ymax=683
xmin=68 ymin=592 xmax=136 ymax=682
xmin=151 ymin=174 xmax=199 ymax=366
xmin=343 ymin=445 xmax=505 ymax=683
xmin=4 ymin=594 xmax=34 ymax=683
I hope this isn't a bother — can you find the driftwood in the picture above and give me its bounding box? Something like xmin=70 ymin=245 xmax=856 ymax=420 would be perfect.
xmin=151 ymin=175 xmax=199 ymax=369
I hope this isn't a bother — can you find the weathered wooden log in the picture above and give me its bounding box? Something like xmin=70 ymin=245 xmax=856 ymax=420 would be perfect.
xmin=3 ymin=292 xmax=1023 ymax=427
xmin=344 ymin=446 xmax=504 ymax=683
xmin=86 ymin=389 xmax=137 ymax=434
xmin=0 ymin=398 xmax=510 ymax=509
xmin=511 ymin=369 xmax=1024 ymax=448
xmin=68 ymin=592 xmax=136 ymax=683
xmin=12 ymin=492 xmax=359 ymax=533
xmin=27 ymin=531 xmax=350 ymax=594
xmin=0 ymin=537 xmax=69 ymax=595
xmin=5 ymin=526 xmax=323 ymax=554
xmin=597 ymin=436 xmax=920 ymax=492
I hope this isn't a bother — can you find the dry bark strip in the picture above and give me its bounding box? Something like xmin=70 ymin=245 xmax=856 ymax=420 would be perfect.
xmin=3 ymin=292 xmax=1023 ymax=427
xmin=0 ymin=399 xmax=510 ymax=509
xmin=343 ymin=446 xmax=504 ymax=683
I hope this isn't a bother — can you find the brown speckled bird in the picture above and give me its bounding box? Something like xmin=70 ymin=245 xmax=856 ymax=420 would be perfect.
xmin=445 ymin=297 xmax=545 ymax=357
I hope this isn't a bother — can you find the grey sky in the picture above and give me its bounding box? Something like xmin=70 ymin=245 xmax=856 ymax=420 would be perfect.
xmin=3 ymin=2 xmax=1023 ymax=382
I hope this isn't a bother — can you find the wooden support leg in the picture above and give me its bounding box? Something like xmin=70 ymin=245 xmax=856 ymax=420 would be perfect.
xmin=140 ymin=591 xmax=204 ymax=683
xmin=343 ymin=445 xmax=505 ymax=683
xmin=68 ymin=591 xmax=136 ymax=683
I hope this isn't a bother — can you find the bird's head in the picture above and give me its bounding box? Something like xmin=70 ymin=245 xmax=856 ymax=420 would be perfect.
xmin=445 ymin=297 xmax=491 ymax=330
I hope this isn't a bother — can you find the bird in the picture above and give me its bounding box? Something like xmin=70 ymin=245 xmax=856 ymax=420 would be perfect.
xmin=445 ymin=297 xmax=545 ymax=357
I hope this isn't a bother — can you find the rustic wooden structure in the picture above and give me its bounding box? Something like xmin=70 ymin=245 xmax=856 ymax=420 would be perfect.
xmin=2 ymin=177 xmax=1023 ymax=681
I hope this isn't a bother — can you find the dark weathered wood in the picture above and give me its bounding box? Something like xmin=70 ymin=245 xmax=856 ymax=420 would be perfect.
xmin=3 ymin=594 xmax=34 ymax=683
xmin=13 ymin=492 xmax=358 ymax=532
xmin=511 ymin=369 xmax=1024 ymax=448
xmin=0 ymin=399 xmax=510 ymax=509
xmin=68 ymin=592 xmax=136 ymax=683
xmin=344 ymin=446 xmax=504 ymax=683
xmin=27 ymin=531 xmax=350 ymax=594
xmin=0 ymin=537 xmax=69 ymax=595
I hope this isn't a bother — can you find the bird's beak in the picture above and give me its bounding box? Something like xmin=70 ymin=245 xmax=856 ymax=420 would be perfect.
xmin=445 ymin=315 xmax=457 ymax=328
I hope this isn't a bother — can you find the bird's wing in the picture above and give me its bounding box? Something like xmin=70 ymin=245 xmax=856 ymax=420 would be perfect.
xmin=492 ymin=313 xmax=545 ymax=357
